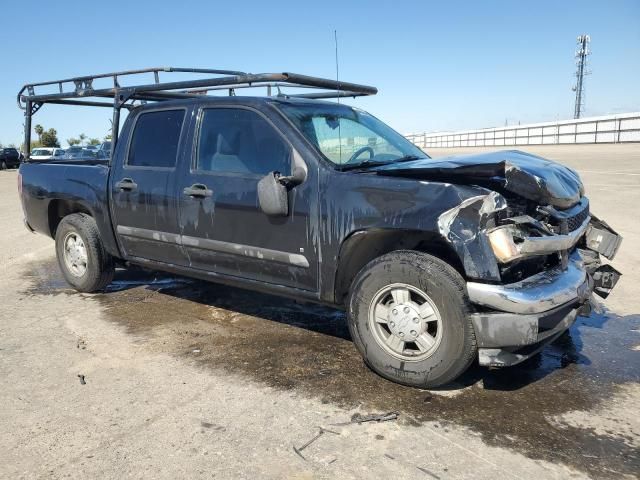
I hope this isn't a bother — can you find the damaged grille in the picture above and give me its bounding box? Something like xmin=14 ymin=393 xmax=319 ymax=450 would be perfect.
xmin=540 ymin=198 xmax=590 ymax=234
xmin=566 ymin=203 xmax=590 ymax=232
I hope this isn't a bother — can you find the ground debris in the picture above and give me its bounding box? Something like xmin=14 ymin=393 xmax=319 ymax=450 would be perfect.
xmin=416 ymin=465 xmax=441 ymax=479
xmin=77 ymin=374 xmax=86 ymax=385
xmin=293 ymin=427 xmax=340 ymax=460
xmin=331 ymin=411 xmax=399 ymax=426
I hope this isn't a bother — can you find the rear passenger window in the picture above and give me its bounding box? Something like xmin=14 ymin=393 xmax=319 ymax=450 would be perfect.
xmin=196 ymin=108 xmax=290 ymax=175
xmin=128 ymin=110 xmax=185 ymax=168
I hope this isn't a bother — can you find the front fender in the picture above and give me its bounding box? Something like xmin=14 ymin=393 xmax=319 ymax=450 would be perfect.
xmin=436 ymin=191 xmax=506 ymax=281
xmin=319 ymin=171 xmax=507 ymax=303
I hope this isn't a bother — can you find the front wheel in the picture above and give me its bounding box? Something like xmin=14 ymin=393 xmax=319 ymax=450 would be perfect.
xmin=347 ymin=250 xmax=477 ymax=388
xmin=55 ymin=213 xmax=115 ymax=292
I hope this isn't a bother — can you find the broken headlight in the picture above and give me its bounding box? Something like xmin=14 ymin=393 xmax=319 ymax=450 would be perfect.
xmin=487 ymin=226 xmax=522 ymax=263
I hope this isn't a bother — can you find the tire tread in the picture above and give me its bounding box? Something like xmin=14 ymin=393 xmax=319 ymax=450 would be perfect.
xmin=55 ymin=213 xmax=114 ymax=292
xmin=348 ymin=249 xmax=477 ymax=388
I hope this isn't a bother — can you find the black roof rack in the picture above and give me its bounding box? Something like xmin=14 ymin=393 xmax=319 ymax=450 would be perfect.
xmin=18 ymin=66 xmax=377 ymax=108
xmin=18 ymin=66 xmax=377 ymax=159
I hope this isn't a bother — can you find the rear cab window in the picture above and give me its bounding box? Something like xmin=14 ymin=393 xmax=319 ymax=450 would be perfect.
xmin=127 ymin=109 xmax=185 ymax=168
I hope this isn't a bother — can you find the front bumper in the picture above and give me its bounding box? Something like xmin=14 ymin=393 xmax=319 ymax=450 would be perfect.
xmin=467 ymin=247 xmax=621 ymax=367
xmin=468 ymin=256 xmax=589 ymax=315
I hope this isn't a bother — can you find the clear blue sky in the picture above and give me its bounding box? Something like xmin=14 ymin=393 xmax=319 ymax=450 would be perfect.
xmin=1 ymin=0 xmax=638 ymax=147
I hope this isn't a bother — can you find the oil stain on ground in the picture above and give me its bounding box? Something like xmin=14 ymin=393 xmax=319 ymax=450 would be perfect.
xmin=24 ymin=260 xmax=640 ymax=478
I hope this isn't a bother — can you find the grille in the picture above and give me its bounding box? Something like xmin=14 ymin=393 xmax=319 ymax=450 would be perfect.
xmin=566 ymin=203 xmax=590 ymax=232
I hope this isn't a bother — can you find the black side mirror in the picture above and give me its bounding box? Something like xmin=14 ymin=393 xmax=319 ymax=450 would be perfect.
xmin=258 ymin=172 xmax=289 ymax=216
xmin=257 ymin=150 xmax=308 ymax=217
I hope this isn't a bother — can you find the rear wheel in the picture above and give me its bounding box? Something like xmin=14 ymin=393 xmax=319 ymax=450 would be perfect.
xmin=55 ymin=213 xmax=115 ymax=292
xmin=347 ymin=250 xmax=476 ymax=388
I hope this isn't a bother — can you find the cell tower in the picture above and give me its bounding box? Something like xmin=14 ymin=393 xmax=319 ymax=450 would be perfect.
xmin=572 ymin=34 xmax=591 ymax=119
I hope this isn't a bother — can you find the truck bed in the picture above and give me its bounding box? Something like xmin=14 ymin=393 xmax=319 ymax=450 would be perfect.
xmin=19 ymin=161 xmax=119 ymax=256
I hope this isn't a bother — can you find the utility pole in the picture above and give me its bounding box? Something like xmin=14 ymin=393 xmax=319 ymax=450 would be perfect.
xmin=573 ymin=34 xmax=591 ymax=119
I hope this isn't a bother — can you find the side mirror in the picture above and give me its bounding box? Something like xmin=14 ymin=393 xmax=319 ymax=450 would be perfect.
xmin=258 ymin=172 xmax=289 ymax=216
xmin=257 ymin=150 xmax=308 ymax=217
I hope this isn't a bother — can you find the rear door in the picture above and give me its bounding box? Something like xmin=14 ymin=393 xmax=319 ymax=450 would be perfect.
xmin=110 ymin=107 xmax=190 ymax=266
xmin=177 ymin=105 xmax=318 ymax=291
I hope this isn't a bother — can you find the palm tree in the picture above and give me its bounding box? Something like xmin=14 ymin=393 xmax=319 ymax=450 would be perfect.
xmin=34 ymin=124 xmax=44 ymax=143
xmin=78 ymin=133 xmax=87 ymax=145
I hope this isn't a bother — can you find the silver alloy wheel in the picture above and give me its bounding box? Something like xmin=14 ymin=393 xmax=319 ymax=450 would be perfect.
xmin=63 ymin=232 xmax=88 ymax=277
xmin=368 ymin=283 xmax=442 ymax=361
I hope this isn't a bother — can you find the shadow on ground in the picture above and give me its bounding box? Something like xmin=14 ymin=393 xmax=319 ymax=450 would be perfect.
xmin=24 ymin=260 xmax=640 ymax=478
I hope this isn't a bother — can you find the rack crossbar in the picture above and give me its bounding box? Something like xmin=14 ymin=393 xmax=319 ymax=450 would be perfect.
xmin=17 ymin=66 xmax=377 ymax=160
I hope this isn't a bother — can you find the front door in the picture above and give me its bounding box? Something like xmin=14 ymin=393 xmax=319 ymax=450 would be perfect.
xmin=177 ymin=106 xmax=318 ymax=291
xmin=110 ymin=107 xmax=190 ymax=266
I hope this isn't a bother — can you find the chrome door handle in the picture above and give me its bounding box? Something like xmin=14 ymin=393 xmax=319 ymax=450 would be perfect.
xmin=115 ymin=178 xmax=137 ymax=191
xmin=183 ymin=183 xmax=213 ymax=198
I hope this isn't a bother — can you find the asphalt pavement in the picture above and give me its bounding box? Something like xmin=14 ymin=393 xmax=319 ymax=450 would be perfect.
xmin=1 ymin=144 xmax=638 ymax=479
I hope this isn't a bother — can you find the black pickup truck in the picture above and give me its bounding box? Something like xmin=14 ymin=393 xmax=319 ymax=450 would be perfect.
xmin=17 ymin=68 xmax=622 ymax=387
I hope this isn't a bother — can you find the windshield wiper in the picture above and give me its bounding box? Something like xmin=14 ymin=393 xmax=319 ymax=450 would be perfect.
xmin=336 ymin=160 xmax=394 ymax=172
xmin=393 ymin=155 xmax=426 ymax=163
xmin=337 ymin=155 xmax=428 ymax=172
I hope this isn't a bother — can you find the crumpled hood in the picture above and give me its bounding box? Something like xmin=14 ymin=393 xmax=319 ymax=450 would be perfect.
xmin=373 ymin=150 xmax=584 ymax=209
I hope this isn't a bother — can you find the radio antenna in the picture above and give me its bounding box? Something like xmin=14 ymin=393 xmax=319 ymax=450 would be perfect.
xmin=335 ymin=29 xmax=341 ymax=95
xmin=334 ymin=29 xmax=343 ymax=162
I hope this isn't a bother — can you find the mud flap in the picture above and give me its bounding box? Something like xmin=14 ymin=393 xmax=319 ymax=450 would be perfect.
xmin=591 ymin=264 xmax=621 ymax=299
xmin=585 ymin=216 xmax=622 ymax=260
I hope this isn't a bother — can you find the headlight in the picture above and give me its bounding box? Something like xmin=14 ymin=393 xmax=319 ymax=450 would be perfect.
xmin=488 ymin=227 xmax=521 ymax=263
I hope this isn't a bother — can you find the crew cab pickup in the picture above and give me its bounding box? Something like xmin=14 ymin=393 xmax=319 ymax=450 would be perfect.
xmin=18 ymin=69 xmax=622 ymax=387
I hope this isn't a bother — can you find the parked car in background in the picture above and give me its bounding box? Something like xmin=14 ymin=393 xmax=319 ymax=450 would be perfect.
xmin=30 ymin=148 xmax=66 ymax=161
xmin=0 ymin=148 xmax=21 ymax=169
xmin=64 ymin=146 xmax=96 ymax=159
xmin=97 ymin=141 xmax=111 ymax=155
xmin=95 ymin=149 xmax=109 ymax=160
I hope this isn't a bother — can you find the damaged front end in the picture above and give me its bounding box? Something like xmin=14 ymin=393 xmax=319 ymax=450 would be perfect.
xmin=375 ymin=150 xmax=623 ymax=367
xmin=464 ymin=200 xmax=622 ymax=367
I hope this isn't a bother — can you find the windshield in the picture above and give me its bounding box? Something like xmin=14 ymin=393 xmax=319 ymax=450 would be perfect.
xmin=278 ymin=102 xmax=428 ymax=168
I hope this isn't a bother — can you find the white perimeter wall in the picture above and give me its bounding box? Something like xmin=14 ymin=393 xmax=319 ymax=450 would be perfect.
xmin=405 ymin=112 xmax=640 ymax=148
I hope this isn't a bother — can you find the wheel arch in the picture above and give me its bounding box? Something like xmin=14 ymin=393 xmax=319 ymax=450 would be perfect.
xmin=47 ymin=199 xmax=93 ymax=238
xmin=333 ymin=228 xmax=465 ymax=306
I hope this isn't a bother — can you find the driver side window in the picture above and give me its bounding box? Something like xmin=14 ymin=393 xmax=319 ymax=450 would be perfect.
xmin=310 ymin=117 xmax=402 ymax=164
xmin=196 ymin=108 xmax=291 ymax=176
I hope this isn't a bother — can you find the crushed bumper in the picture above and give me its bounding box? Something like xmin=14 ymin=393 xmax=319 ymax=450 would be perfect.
xmin=467 ymin=245 xmax=621 ymax=367
xmin=472 ymin=303 xmax=581 ymax=367
xmin=467 ymin=255 xmax=590 ymax=315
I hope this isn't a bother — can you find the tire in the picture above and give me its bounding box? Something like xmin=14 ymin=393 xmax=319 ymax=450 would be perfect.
xmin=1 ymin=161 xmax=6 ymax=170
xmin=55 ymin=213 xmax=115 ymax=292
xmin=347 ymin=250 xmax=476 ymax=388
